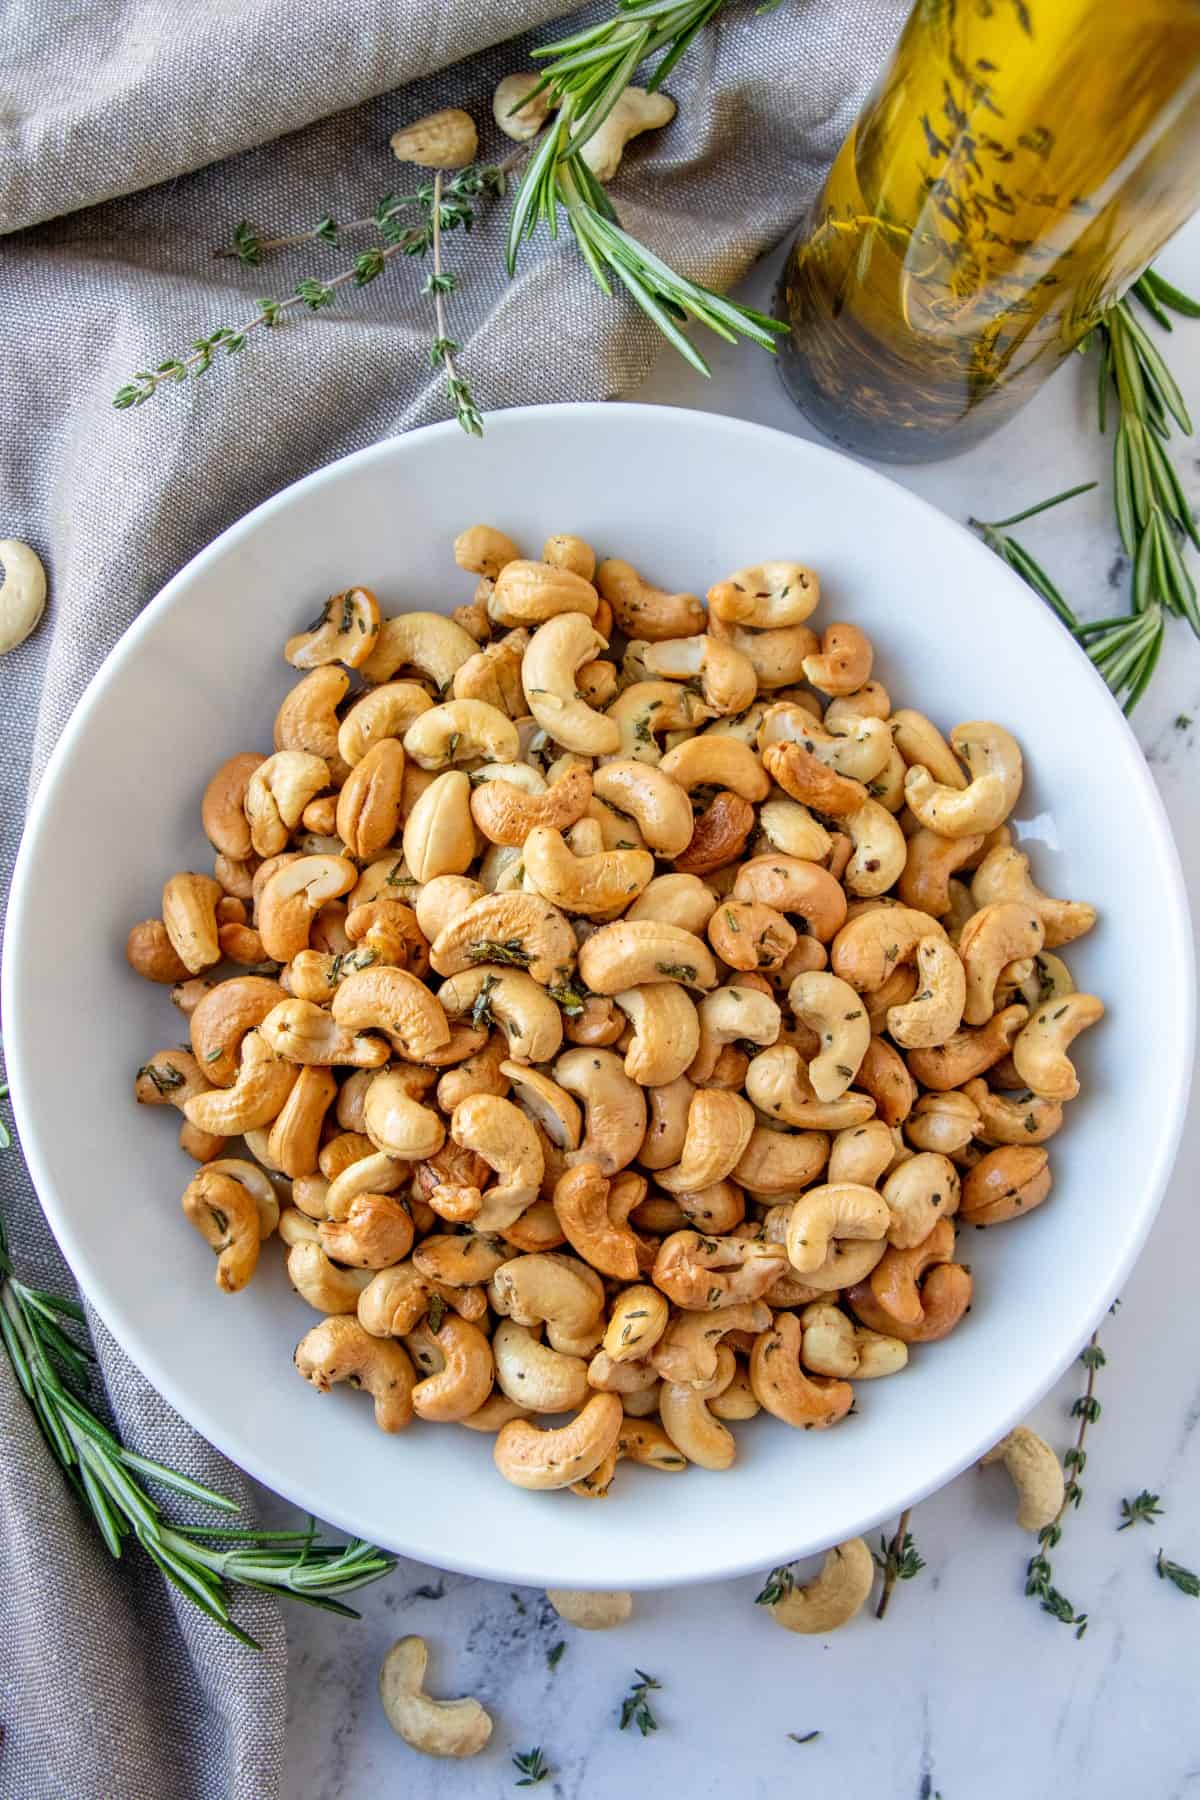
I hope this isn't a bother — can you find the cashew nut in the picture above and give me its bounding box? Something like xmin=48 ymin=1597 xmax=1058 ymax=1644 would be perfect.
xmin=493 ymin=1391 xmax=623 ymax=1489
xmin=295 ymin=1315 xmax=415 ymax=1431
xmin=522 ymin=613 xmax=620 ymax=755
xmin=749 ymin=1313 xmax=853 ymax=1428
xmin=904 ymin=722 xmax=1023 ymax=837
xmin=545 ymin=1589 xmax=633 ymax=1629
xmin=378 ymin=1636 xmax=492 ymax=1758
xmin=579 ymin=85 xmax=676 ymax=181
xmin=707 ymin=561 xmax=818 ymax=629
xmin=981 ymin=1425 xmax=1065 ymax=1531
xmin=390 ymin=107 xmax=479 ymax=169
xmin=0 ymin=539 xmax=48 ymax=653
xmin=970 ymin=845 xmax=1097 ymax=948
xmin=596 ymin=558 xmax=705 ymax=641
xmin=1011 ymin=994 xmax=1105 ymax=1101
xmin=763 ymin=1538 xmax=875 ymax=1634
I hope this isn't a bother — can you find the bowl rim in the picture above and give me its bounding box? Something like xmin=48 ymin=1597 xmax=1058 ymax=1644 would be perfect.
xmin=4 ymin=400 xmax=1194 ymax=1587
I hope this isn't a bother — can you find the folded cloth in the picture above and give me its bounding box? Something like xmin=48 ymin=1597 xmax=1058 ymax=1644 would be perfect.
xmin=0 ymin=1 xmax=908 ymax=1793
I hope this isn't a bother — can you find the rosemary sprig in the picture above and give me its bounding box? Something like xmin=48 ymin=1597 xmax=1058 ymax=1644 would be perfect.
xmin=1023 ymin=1333 xmax=1104 ymax=1639
xmin=618 ymin=1668 xmax=661 ymax=1736
xmin=873 ymin=1510 xmax=924 ymax=1620
xmin=1118 ymin=1490 xmax=1164 ymax=1531
xmin=116 ymin=163 xmax=510 ymax=430
xmin=973 ymin=265 xmax=1198 ymax=712
xmin=1156 ymin=1550 xmax=1200 ymax=1598
xmin=0 ymin=1210 xmax=394 ymax=1647
xmin=513 ymin=1746 xmax=553 ymax=1786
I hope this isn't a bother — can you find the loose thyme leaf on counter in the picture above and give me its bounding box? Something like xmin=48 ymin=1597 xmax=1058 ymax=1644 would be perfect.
xmin=618 ymin=1668 xmax=661 ymax=1735
xmin=513 ymin=1746 xmax=553 ymax=1786
xmin=1156 ymin=1551 xmax=1200 ymax=1597
xmin=1118 ymin=1490 xmax=1164 ymax=1530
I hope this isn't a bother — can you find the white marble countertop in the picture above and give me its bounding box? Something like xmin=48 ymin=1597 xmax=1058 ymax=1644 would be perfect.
xmin=270 ymin=215 xmax=1200 ymax=1800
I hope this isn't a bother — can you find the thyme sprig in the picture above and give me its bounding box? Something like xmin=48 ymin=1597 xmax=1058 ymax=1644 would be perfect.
xmin=116 ymin=162 xmax=511 ymax=429
xmin=1023 ymin=1333 xmax=1105 ymax=1639
xmin=873 ymin=1510 xmax=924 ymax=1620
xmin=1118 ymin=1490 xmax=1164 ymax=1531
xmin=0 ymin=1210 xmax=393 ymax=1647
xmin=618 ymin=1668 xmax=661 ymax=1735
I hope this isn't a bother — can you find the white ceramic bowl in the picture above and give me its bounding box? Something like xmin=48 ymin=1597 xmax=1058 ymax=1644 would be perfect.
xmin=5 ymin=404 xmax=1192 ymax=1589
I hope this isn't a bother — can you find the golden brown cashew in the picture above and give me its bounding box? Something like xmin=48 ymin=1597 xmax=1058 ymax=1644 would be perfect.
xmin=905 ymin=1089 xmax=981 ymax=1156
xmin=182 ymin=1030 xmax=298 ymax=1136
xmin=841 ymin=798 xmax=907 ymax=898
xmin=360 ymin=610 xmax=478 ymax=689
xmin=244 ymin=752 xmax=330 ymax=858
xmin=602 ymin=1284 xmax=671 ymax=1364
xmin=604 ymin=680 xmax=713 ymax=765
xmin=274 ymin=666 xmax=350 ymax=768
xmin=333 ymin=739 xmax=405 ymax=858
xmin=904 ymin=721 xmax=1023 ymax=837
xmin=259 ymin=999 xmax=390 ymax=1068
xmin=962 ymin=1078 xmax=1063 ymax=1145
xmin=294 ymin=1315 xmax=415 ymax=1432
xmin=652 ymin=1230 xmax=786 ymax=1309
xmin=658 ymin=734 xmax=771 ymax=802
xmin=490 ymin=1251 xmax=604 ymax=1353
xmin=286 ymin=586 xmax=380 ymax=669
xmin=981 ymin=1426 xmax=1065 ymax=1531
xmin=1012 ymin=994 xmax=1105 ymax=1101
xmin=763 ymin=1539 xmax=875 ymax=1634
xmin=552 ymin=1164 xmax=641 ymax=1279
xmin=126 ymin=919 xmax=191 ymax=984
xmin=493 ymin=1391 xmax=623 ymax=1489
xmin=403 ymin=698 xmax=520 ymax=769
xmin=338 ymin=682 xmax=434 ymax=768
xmin=641 ymin=634 xmax=757 ymax=716
xmin=827 ymin=1118 xmax=896 ymax=1186
xmin=266 ymin=1064 xmax=337 ymax=1176
xmin=578 ymin=920 xmax=718 ymax=995
xmin=830 ymin=903 xmax=949 ymax=992
xmin=886 ymin=937 xmax=967 ymax=1049
xmin=379 ymin=1636 xmax=493 ymax=1759
xmin=548 ymin=1047 xmax=646 ymax=1174
xmin=733 ymin=855 xmax=847 ymax=942
xmin=656 ymin=1089 xmax=756 ymax=1193
xmin=706 ymin=560 xmax=819 ymax=629
xmin=786 ymin=1183 xmax=890 ymax=1274
xmin=545 ymin=1590 xmax=633 ymax=1629
xmin=892 ymin=709 xmax=965 ymax=789
xmin=787 ymin=971 xmax=870 ymax=1100
xmin=845 ymin=1217 xmax=972 ymax=1343
xmin=592 ymin=760 xmax=695 ymax=857
xmin=161 ymin=872 xmax=224 ymax=974
xmin=437 ymin=966 xmax=562 ymax=1065
xmin=453 ymin=631 xmax=530 ymax=713
xmin=332 ymin=965 xmax=451 ymax=1060
xmin=737 ymin=1123 xmax=831 ymax=1195
xmin=201 ymin=753 xmax=265 ymax=861
xmin=961 ymin=1145 xmax=1052 ymax=1226
xmin=181 ymin=1168 xmax=262 ymax=1291
xmin=762 ymin=741 xmax=866 ymax=817
xmin=188 ymin=975 xmax=282 ymax=1086
xmin=799 ymin=1303 xmax=907 ymax=1379
xmin=542 ymin=534 xmax=596 ymax=580
xmin=522 ymin=826 xmax=654 ymax=917
xmin=428 ymin=891 xmax=576 ymax=988
xmin=882 ymin=1152 xmax=960 ymax=1248
xmin=493 ymin=1320 xmax=588 ymax=1413
xmin=402 ymin=770 xmax=476 ymax=883
xmin=522 ymin=613 xmax=620 ymax=755
xmin=410 ymin=1314 xmax=495 ymax=1421
xmin=455 ymin=522 xmax=521 ymax=578
xmin=258 ymin=855 xmax=358 ymax=963
xmin=969 ymin=846 xmax=1097 ymax=948
xmin=488 ymin=557 xmax=598 ymax=627
xmin=759 ymin=706 xmax=892 ymax=783
xmin=614 ymin=984 xmax=701 ymax=1086
xmin=899 ymin=829 xmax=987 ymax=917
xmin=362 ymin=1072 xmax=446 ymax=1162
xmin=288 ymin=1242 xmax=374 ymax=1313
xmin=745 ymin=1045 xmax=875 ymax=1132
xmin=596 ymin=558 xmax=706 ymax=641
xmin=451 ymin=1094 xmax=544 ymax=1229
xmin=134 ymin=1049 xmax=226 ymax=1162
xmin=957 ymin=901 xmax=1045 ymax=1026
xmin=658 ymin=1379 xmax=736 ymax=1469
xmin=802 ymin=622 xmax=873 ymax=696
xmin=749 ymin=1312 xmax=853 ymax=1428
xmin=649 ymin=1300 xmax=770 ymax=1387
xmin=469 ymin=764 xmax=592 ymax=846
xmin=905 ymin=1004 xmax=1028 ymax=1091
xmin=758 ymin=795 xmax=832 ymax=863
xmin=317 ymin=1193 xmax=414 ymax=1269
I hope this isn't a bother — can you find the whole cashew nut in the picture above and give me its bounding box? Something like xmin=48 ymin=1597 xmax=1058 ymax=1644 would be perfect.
xmin=762 ymin=1538 xmax=875 ymax=1634
xmin=707 ymin=560 xmax=819 ymax=629
xmin=360 ymin=610 xmax=478 ymax=689
xmin=786 ymin=1182 xmax=890 ymax=1274
xmin=788 ymin=971 xmax=870 ymax=1100
xmin=886 ymin=936 xmax=967 ymax=1048
xmin=1011 ymin=994 xmax=1105 ymax=1101
xmin=749 ymin=1312 xmax=854 ymax=1428
xmin=452 ymin=1094 xmax=544 ymax=1230
xmin=181 ymin=1167 xmax=262 ymax=1290
xmin=904 ymin=722 xmax=1023 ymax=838
xmin=378 ymin=1636 xmax=493 ymax=1758
xmin=522 ymin=613 xmax=620 ymax=755
xmin=522 ymin=825 xmax=654 ymax=917
xmin=0 ymin=539 xmax=48 ymax=653
xmin=970 ymin=846 xmax=1097 ymax=948
xmin=285 ymin=586 xmax=380 ymax=669
xmin=294 ymin=1315 xmax=415 ymax=1432
xmin=579 ymin=85 xmax=676 ymax=182
xmin=981 ymin=1425 xmax=1065 ymax=1531
xmin=596 ymin=558 xmax=705 ymax=641
xmin=493 ymin=1391 xmax=623 ymax=1489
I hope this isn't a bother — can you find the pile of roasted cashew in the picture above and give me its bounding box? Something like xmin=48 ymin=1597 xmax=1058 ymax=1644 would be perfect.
xmin=129 ymin=525 xmax=1104 ymax=1498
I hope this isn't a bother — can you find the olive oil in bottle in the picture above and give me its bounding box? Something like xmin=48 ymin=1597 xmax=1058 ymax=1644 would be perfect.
xmin=777 ymin=0 xmax=1200 ymax=461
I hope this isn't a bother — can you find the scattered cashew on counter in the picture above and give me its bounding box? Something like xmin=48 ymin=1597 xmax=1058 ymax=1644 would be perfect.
xmin=127 ymin=528 xmax=1105 ymax=1532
